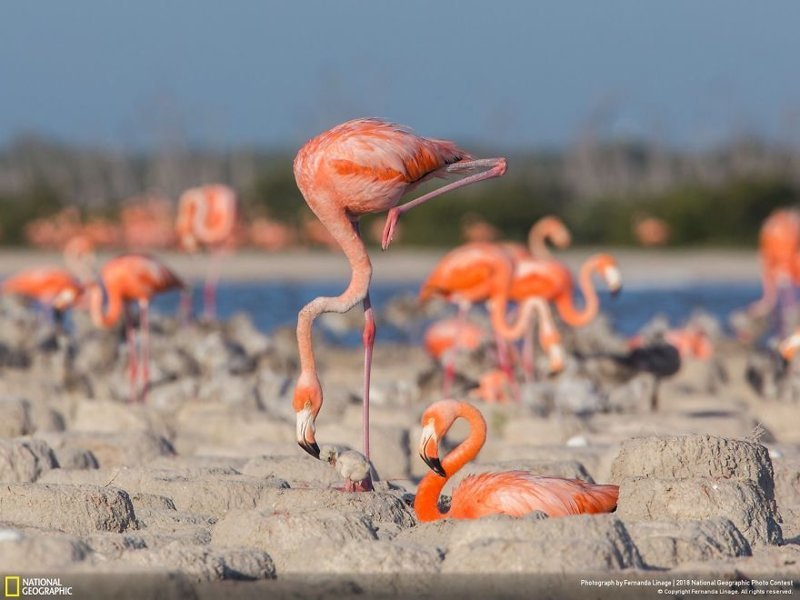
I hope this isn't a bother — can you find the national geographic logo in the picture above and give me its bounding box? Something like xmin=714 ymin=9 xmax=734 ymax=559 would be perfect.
xmin=4 ymin=577 xmax=73 ymax=597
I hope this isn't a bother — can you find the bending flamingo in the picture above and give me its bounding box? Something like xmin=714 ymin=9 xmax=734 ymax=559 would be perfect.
xmin=176 ymin=184 xmax=237 ymax=320
xmin=87 ymin=254 xmax=184 ymax=403
xmin=415 ymin=399 xmax=619 ymax=521
xmin=292 ymin=119 xmax=507 ymax=488
xmin=3 ymin=267 xmax=83 ymax=330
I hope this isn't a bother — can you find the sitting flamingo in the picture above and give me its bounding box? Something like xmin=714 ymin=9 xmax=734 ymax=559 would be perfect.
xmin=415 ymin=399 xmax=619 ymax=521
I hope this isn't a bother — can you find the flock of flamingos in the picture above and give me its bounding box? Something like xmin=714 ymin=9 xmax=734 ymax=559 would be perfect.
xmin=1 ymin=118 xmax=797 ymax=524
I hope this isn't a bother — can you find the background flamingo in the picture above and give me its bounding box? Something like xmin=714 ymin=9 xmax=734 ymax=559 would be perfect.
xmin=291 ymin=118 xmax=507 ymax=489
xmin=503 ymin=215 xmax=572 ymax=261
xmin=87 ymin=254 xmax=184 ymax=403
xmin=176 ymin=184 xmax=238 ymax=319
xmin=415 ymin=399 xmax=619 ymax=521
xmin=2 ymin=267 xmax=83 ymax=330
xmin=749 ymin=208 xmax=800 ymax=334
xmin=419 ymin=241 xmax=542 ymax=394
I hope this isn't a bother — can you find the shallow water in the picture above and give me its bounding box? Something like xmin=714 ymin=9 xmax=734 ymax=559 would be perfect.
xmin=151 ymin=280 xmax=765 ymax=345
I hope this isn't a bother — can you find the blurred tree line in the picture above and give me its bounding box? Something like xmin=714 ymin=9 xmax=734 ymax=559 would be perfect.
xmin=1 ymin=131 xmax=799 ymax=247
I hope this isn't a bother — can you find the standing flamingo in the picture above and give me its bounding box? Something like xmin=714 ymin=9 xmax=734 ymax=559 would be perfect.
xmin=3 ymin=267 xmax=83 ymax=330
xmin=415 ymin=399 xmax=619 ymax=521
xmin=419 ymin=242 xmax=542 ymax=394
xmin=291 ymin=119 xmax=507 ymax=486
xmin=750 ymin=208 xmax=800 ymax=333
xmin=86 ymin=254 xmax=184 ymax=403
xmin=176 ymin=184 xmax=238 ymax=320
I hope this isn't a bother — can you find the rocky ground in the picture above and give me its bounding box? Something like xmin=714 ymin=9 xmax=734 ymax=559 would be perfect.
xmin=0 ymin=294 xmax=797 ymax=599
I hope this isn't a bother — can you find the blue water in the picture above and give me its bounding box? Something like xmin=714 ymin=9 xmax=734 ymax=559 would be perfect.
xmin=151 ymin=280 xmax=765 ymax=345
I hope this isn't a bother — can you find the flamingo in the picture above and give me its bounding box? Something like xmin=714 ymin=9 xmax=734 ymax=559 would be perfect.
xmin=503 ymin=215 xmax=572 ymax=261
xmin=506 ymin=253 xmax=620 ymax=380
xmin=86 ymin=254 xmax=184 ymax=403
xmin=510 ymin=253 xmax=621 ymax=327
xmin=419 ymin=242 xmax=542 ymax=394
xmin=2 ymin=267 xmax=83 ymax=330
xmin=424 ymin=317 xmax=486 ymax=388
xmin=176 ymin=184 xmax=238 ymax=320
xmin=750 ymin=208 xmax=800 ymax=334
xmin=291 ymin=118 xmax=507 ymax=487
xmin=415 ymin=399 xmax=619 ymax=521
xmin=62 ymin=234 xmax=97 ymax=282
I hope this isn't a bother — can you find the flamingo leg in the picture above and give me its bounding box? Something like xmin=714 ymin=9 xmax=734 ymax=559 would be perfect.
xmin=124 ymin=304 xmax=138 ymax=404
xmin=522 ymin=323 xmax=536 ymax=382
xmin=443 ymin=302 xmax=470 ymax=396
xmin=179 ymin=288 xmax=193 ymax=325
xmin=361 ymin=292 xmax=375 ymax=462
xmin=139 ymin=300 xmax=150 ymax=404
xmin=381 ymin=158 xmax=507 ymax=250
xmin=777 ymin=275 xmax=796 ymax=337
xmin=204 ymin=250 xmax=223 ymax=320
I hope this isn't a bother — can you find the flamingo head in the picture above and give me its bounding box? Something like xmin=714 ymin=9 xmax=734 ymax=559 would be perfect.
xmin=594 ymin=254 xmax=622 ymax=297
xmin=293 ymin=374 xmax=322 ymax=459
xmin=418 ymin=399 xmax=461 ymax=477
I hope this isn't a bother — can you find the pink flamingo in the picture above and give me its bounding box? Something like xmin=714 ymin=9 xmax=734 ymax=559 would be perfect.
xmin=86 ymin=254 xmax=184 ymax=403
xmin=176 ymin=184 xmax=238 ymax=319
xmin=415 ymin=399 xmax=619 ymax=521
xmin=291 ymin=118 xmax=507 ymax=489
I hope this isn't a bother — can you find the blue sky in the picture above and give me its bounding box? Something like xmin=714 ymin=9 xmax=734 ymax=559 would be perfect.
xmin=3 ymin=1 xmax=800 ymax=149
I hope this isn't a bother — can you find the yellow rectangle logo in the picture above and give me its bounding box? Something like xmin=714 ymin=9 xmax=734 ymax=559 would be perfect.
xmin=4 ymin=576 xmax=20 ymax=598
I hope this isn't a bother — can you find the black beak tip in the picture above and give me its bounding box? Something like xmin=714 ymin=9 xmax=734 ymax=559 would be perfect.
xmin=611 ymin=286 xmax=622 ymax=299
xmin=422 ymin=454 xmax=446 ymax=477
xmin=299 ymin=440 xmax=321 ymax=459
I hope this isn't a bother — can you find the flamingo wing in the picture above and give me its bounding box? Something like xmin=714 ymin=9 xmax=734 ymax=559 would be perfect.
xmin=451 ymin=472 xmax=619 ymax=519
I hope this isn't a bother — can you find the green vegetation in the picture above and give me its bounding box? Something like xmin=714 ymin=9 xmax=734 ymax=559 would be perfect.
xmin=1 ymin=135 xmax=799 ymax=247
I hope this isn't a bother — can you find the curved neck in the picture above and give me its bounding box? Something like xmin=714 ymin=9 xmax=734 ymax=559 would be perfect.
xmin=555 ymin=258 xmax=600 ymax=327
xmin=528 ymin=223 xmax=552 ymax=258
xmin=88 ymin=281 xmax=123 ymax=328
xmin=486 ymin=257 xmax=534 ymax=341
xmin=296 ymin=209 xmax=372 ymax=378
xmin=415 ymin=403 xmax=487 ymax=522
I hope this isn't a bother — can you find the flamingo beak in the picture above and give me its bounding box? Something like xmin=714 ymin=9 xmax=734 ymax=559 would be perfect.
xmin=605 ymin=266 xmax=622 ymax=298
xmin=779 ymin=332 xmax=800 ymax=363
xmin=419 ymin=423 xmax=446 ymax=477
xmin=296 ymin=407 xmax=320 ymax=459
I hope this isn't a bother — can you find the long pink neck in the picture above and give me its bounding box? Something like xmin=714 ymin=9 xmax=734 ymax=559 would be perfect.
xmin=415 ymin=403 xmax=487 ymax=522
xmin=528 ymin=223 xmax=553 ymax=258
xmin=555 ymin=257 xmax=600 ymax=327
xmin=296 ymin=207 xmax=371 ymax=380
xmin=487 ymin=258 xmax=537 ymax=341
xmin=89 ymin=282 xmax=123 ymax=328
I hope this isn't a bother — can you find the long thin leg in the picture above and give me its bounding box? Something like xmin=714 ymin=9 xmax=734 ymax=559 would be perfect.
xmin=381 ymin=158 xmax=507 ymax=250
xmin=358 ymin=216 xmax=377 ymax=492
xmin=124 ymin=304 xmax=138 ymax=404
xmin=362 ymin=292 xmax=375 ymax=461
xmin=204 ymin=250 xmax=223 ymax=320
xmin=522 ymin=323 xmax=536 ymax=382
xmin=139 ymin=299 xmax=150 ymax=404
xmin=777 ymin=274 xmax=796 ymax=337
xmin=443 ymin=301 xmax=470 ymax=396
xmin=179 ymin=288 xmax=193 ymax=325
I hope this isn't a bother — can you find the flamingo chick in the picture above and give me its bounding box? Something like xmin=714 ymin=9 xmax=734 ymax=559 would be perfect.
xmin=415 ymin=399 xmax=619 ymax=521
xmin=291 ymin=119 xmax=507 ymax=487
xmin=87 ymin=254 xmax=184 ymax=403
